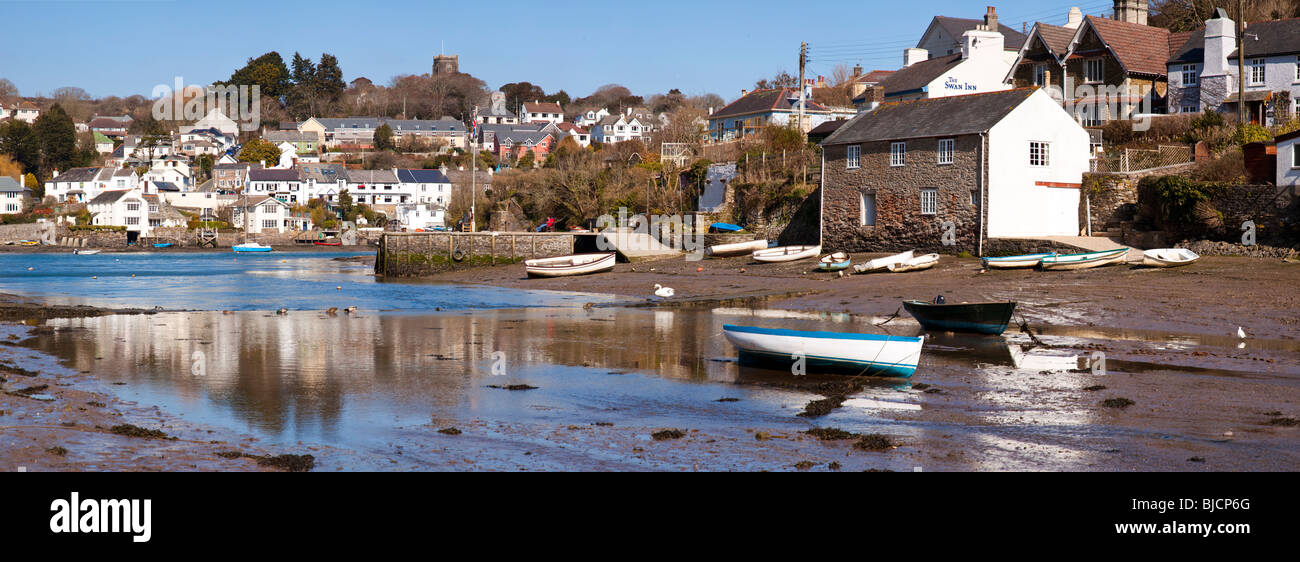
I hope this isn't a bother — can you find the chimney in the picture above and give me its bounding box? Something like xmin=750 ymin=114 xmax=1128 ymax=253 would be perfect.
xmin=708 ymin=106 xmax=714 ymax=115
xmin=852 ymin=64 xmax=863 ymax=79
xmin=1113 ymin=0 xmax=1148 ymax=26
xmin=52 ymin=169 xmax=59 ymax=179
xmin=1064 ymin=7 xmax=1083 ymax=28
xmin=903 ymin=48 xmax=929 ymax=67
xmin=981 ymin=6 xmax=999 ymax=31
xmin=1202 ymin=9 xmax=1236 ymax=79
xmin=961 ymin=27 xmax=1004 ymax=60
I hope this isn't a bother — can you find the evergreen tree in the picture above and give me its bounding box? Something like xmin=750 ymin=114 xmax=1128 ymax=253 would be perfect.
xmin=374 ymin=124 xmax=395 ymax=151
xmin=33 ymin=103 xmax=77 ymax=174
xmin=0 ymin=120 xmax=40 ymax=174
xmin=222 ymin=52 xmax=291 ymax=100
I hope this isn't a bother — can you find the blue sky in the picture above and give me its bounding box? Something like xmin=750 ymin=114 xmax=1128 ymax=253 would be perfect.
xmin=1 ymin=0 xmax=1117 ymax=101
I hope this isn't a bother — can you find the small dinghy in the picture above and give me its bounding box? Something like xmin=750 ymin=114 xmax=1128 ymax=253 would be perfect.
xmin=152 ymin=242 xmax=173 ymax=249
xmin=752 ymin=245 xmax=820 ymax=263
xmin=853 ymin=250 xmax=913 ymax=273
xmin=313 ymin=241 xmax=342 ymax=247
xmin=708 ymin=222 xmax=745 ymax=233
xmin=817 ymin=251 xmax=852 ymax=271
xmin=1141 ymin=248 xmax=1199 ymax=268
xmin=525 ymin=252 xmax=615 ymax=278
xmin=981 ymin=252 xmax=1055 ymax=269
xmin=902 ymin=299 xmax=1017 ymax=335
xmin=722 ymin=324 xmax=922 ymax=377
xmin=887 ymin=253 xmax=939 ymax=273
xmin=73 ymin=249 xmax=101 ymax=255
xmin=706 ymin=239 xmax=768 ymax=257
xmin=232 ymin=242 xmax=273 ymax=253
xmin=1039 ymin=248 xmax=1127 ymax=271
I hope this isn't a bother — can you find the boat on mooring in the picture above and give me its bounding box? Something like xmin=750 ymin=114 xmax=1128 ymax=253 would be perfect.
xmin=722 ymin=324 xmax=922 ymax=377
xmin=524 ymin=252 xmax=616 ymax=278
xmin=1141 ymin=248 xmax=1199 ymax=268
xmin=853 ymin=250 xmax=913 ymax=273
xmin=706 ymin=239 xmax=768 ymax=257
xmin=1038 ymin=248 xmax=1127 ymax=271
xmin=232 ymin=242 xmax=273 ymax=253
xmin=981 ymin=252 xmax=1056 ymax=269
xmin=752 ymin=245 xmax=820 ymax=263
xmin=887 ymin=253 xmax=939 ymax=273
xmin=817 ymin=251 xmax=852 ymax=271
xmin=72 ymin=249 xmax=101 ymax=255
xmin=152 ymin=242 xmax=173 ymax=249
xmin=902 ymin=299 xmax=1017 ymax=335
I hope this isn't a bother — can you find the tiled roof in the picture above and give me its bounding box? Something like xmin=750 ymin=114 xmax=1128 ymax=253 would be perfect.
xmin=1083 ymin=15 xmax=1171 ymax=77
xmin=555 ymin=122 xmax=588 ymax=134
xmin=522 ymin=101 xmax=564 ymax=114
xmin=931 ymin=15 xmax=1028 ymax=51
xmin=852 ymin=70 xmax=896 ymax=84
xmin=710 ymin=88 xmax=831 ymax=120
xmin=822 ymin=88 xmax=1036 ymax=146
xmin=1035 ymin=23 xmax=1076 ymax=57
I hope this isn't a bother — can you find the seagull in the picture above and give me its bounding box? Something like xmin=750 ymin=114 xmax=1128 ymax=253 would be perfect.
xmin=1237 ymin=327 xmax=1247 ymax=339
xmin=654 ymin=284 xmax=675 ymax=298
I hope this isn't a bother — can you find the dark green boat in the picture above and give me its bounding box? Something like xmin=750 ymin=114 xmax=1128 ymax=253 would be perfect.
xmin=902 ymin=300 xmax=1017 ymax=335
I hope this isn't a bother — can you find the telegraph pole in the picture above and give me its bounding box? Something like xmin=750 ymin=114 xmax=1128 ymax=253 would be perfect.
xmin=797 ymin=42 xmax=807 ymax=136
xmin=1237 ymin=0 xmax=1246 ymax=125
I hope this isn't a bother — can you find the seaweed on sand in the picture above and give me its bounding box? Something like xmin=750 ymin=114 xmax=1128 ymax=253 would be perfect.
xmin=109 ymin=424 xmax=172 ymax=440
xmin=651 ymin=429 xmax=685 ymax=441
xmin=804 ymin=427 xmax=857 ymax=441
xmin=854 ymin=434 xmax=895 ymax=451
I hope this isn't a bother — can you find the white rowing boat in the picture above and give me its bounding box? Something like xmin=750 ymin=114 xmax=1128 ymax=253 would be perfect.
xmin=722 ymin=324 xmax=922 ymax=377
xmin=752 ymin=245 xmax=820 ymax=263
xmin=981 ymin=252 xmax=1055 ymax=269
xmin=1039 ymin=248 xmax=1127 ymax=271
xmin=887 ymin=252 xmax=939 ymax=273
xmin=73 ymin=249 xmax=101 ymax=255
xmin=853 ymin=250 xmax=913 ymax=273
xmin=817 ymin=251 xmax=852 ymax=271
xmin=1141 ymin=248 xmax=1199 ymax=268
xmin=525 ymin=252 xmax=616 ymax=278
xmin=706 ymin=239 xmax=768 ymax=257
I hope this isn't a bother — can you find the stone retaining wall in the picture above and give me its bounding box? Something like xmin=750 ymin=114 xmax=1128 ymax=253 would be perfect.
xmin=376 ymin=232 xmax=577 ymax=276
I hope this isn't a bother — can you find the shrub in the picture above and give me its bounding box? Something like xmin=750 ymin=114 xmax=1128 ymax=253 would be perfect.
xmin=1231 ymin=123 xmax=1271 ymax=146
xmin=1190 ymin=110 xmax=1225 ymax=131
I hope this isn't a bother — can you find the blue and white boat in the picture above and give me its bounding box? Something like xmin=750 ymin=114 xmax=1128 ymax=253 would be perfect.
xmin=152 ymin=242 xmax=173 ymax=249
xmin=232 ymin=242 xmax=273 ymax=253
xmin=981 ymin=252 xmax=1056 ymax=269
xmin=722 ymin=324 xmax=923 ymax=377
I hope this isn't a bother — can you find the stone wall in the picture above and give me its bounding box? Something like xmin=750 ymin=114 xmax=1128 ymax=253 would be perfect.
xmin=376 ymin=232 xmax=577 ymax=276
xmin=822 ymin=135 xmax=982 ymax=254
xmin=0 ymin=222 xmax=55 ymax=244
xmin=1210 ymin=184 xmax=1299 ymax=247
xmin=1083 ymin=163 xmax=1197 ymax=233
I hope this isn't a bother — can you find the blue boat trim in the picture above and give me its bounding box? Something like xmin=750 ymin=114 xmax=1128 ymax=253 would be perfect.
xmin=723 ymin=324 xmax=922 ymax=343
xmin=982 ymin=252 xmax=1054 ymax=262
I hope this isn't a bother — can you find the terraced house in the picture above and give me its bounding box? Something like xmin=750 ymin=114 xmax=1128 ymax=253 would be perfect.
xmin=707 ymin=88 xmax=851 ymax=141
xmin=820 ymin=89 xmax=1090 ymax=255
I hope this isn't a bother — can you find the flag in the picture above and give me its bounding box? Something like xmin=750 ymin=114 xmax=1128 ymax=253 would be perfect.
xmin=470 ymin=105 xmax=479 ymax=138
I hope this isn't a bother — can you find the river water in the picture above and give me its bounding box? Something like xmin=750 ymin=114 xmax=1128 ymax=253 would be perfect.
xmin=3 ymin=252 xmax=1297 ymax=471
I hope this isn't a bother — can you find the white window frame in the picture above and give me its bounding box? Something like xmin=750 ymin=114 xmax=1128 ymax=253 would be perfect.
xmin=1249 ymin=58 xmax=1265 ymax=85
xmin=890 ymin=142 xmax=906 ymax=167
xmin=1085 ymin=58 xmax=1104 ymax=83
xmin=1182 ymin=64 xmax=1198 ymax=86
xmin=846 ymin=145 xmax=860 ymax=169
xmin=1029 ymin=141 xmax=1051 ymax=167
xmin=937 ymin=139 xmax=954 ymax=165
xmin=920 ymin=188 xmax=937 ymax=215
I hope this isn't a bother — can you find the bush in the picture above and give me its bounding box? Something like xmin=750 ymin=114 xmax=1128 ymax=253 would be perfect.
xmin=68 ymin=224 xmax=126 ymax=232
xmin=1191 ymin=110 xmax=1225 ymax=131
xmin=1231 ymin=123 xmax=1271 ymax=146
xmin=1139 ymin=175 xmax=1228 ymax=232
xmin=1190 ymin=147 xmax=1245 ymax=183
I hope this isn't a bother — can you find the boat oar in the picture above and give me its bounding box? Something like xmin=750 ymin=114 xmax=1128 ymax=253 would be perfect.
xmin=1016 ymin=313 xmax=1046 ymax=347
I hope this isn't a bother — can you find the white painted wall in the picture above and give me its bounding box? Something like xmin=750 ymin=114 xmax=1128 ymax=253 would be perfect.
xmin=1279 ymin=138 xmax=1300 ymax=188
xmin=986 ymin=89 xmax=1089 ymax=238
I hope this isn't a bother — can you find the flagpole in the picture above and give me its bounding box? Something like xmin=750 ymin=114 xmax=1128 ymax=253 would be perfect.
xmin=470 ymin=105 xmax=477 ymax=232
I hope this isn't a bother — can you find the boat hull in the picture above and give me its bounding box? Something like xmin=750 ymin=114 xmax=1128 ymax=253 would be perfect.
xmin=232 ymin=244 xmax=273 ymax=253
xmin=722 ymin=324 xmax=921 ymax=377
xmin=525 ymin=253 xmax=615 ymax=278
xmin=982 ymin=253 xmax=1055 ymax=269
xmin=1141 ymin=248 xmax=1199 ymax=268
xmin=817 ymin=252 xmax=851 ymax=271
xmin=853 ymin=250 xmax=913 ymax=273
xmin=313 ymin=241 xmax=342 ymax=247
xmin=707 ymin=239 xmax=768 ymax=257
xmin=887 ymin=253 xmax=939 ymax=273
xmin=752 ymin=245 xmax=820 ymax=263
xmin=902 ymin=300 xmax=1017 ymax=335
xmin=1039 ymin=249 xmax=1127 ymax=271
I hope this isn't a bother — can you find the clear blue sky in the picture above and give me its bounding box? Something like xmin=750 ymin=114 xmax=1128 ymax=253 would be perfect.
xmin=1 ymin=0 xmax=1117 ymax=102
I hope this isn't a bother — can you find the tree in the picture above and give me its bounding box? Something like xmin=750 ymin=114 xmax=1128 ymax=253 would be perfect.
xmin=286 ymin=52 xmax=317 ymax=118
xmin=220 ymin=51 xmax=292 ymax=100
xmin=0 ymin=78 xmax=17 ymax=101
xmin=754 ymin=70 xmax=798 ymax=90
xmin=374 ymin=124 xmax=395 ymax=151
xmin=237 ymin=138 xmax=281 ymax=167
xmin=33 ymin=104 xmax=78 ymax=174
xmin=337 ymin=189 xmax=355 ymax=221
xmin=0 ymin=120 xmax=40 ymax=174
xmin=1151 ymin=0 xmax=1300 ymax=31
xmin=313 ymin=54 xmax=346 ymax=112
xmin=517 ymin=150 xmax=535 ymax=169
xmin=0 ymin=154 xmax=23 ymax=180
xmin=499 ymin=82 xmax=547 ymax=113
xmin=129 ymin=113 xmax=167 ymax=135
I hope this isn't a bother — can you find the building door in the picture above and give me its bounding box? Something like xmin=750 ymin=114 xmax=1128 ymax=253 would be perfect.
xmin=860 ymin=192 xmax=876 ymax=226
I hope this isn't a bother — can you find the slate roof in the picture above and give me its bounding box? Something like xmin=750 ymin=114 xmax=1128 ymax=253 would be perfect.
xmin=881 ymin=54 xmax=963 ymax=96
xmin=1166 ymin=29 xmax=1202 ymax=64
xmin=0 ymin=176 xmax=24 ymax=191
xmin=396 ymin=169 xmax=451 ymax=184
xmin=89 ymin=190 xmax=133 ymax=205
xmin=53 ymin=167 xmax=100 ymax=183
xmin=852 ymin=70 xmax=896 ymax=84
xmin=89 ymin=117 xmax=131 ymax=129
xmin=249 ymin=168 xmax=300 ymax=182
xmin=315 ymin=117 xmax=381 ymax=131
xmin=1081 ymin=16 xmax=1171 ymax=77
xmin=299 ymin=163 xmax=345 ymax=182
xmin=265 ymin=131 xmax=317 ymax=142
xmin=711 ymin=88 xmax=831 ymax=120
xmin=497 ymin=130 xmax=553 ymax=145
xmin=385 ymin=118 xmax=465 ymax=132
xmin=1169 ymin=18 xmax=1300 ymax=64
xmin=822 ymin=88 xmax=1036 ymax=146
xmin=345 ymin=169 xmax=399 ymax=183
xmin=807 ymin=120 xmax=848 ymax=136
xmin=930 ymin=15 xmax=1028 ymax=51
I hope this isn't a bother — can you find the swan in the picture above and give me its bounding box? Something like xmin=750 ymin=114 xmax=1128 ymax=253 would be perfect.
xmin=654 ymin=284 xmax=675 ymax=298
xmin=1237 ymin=327 xmax=1247 ymax=339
